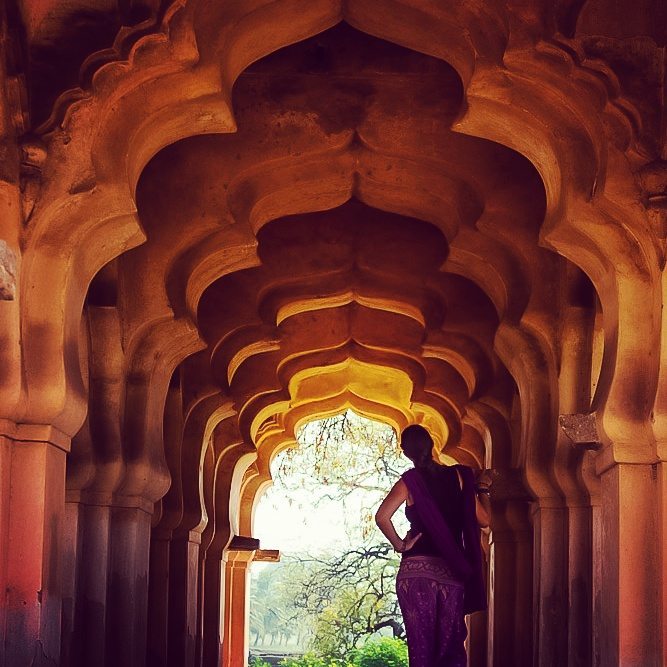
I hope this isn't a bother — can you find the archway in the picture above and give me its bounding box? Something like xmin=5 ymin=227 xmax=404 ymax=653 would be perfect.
xmin=66 ymin=21 xmax=594 ymax=667
xmin=1 ymin=3 xmax=663 ymax=667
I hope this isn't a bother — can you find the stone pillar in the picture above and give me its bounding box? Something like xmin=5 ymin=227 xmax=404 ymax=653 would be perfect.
xmin=168 ymin=531 xmax=201 ymax=667
xmin=146 ymin=526 xmax=202 ymax=667
xmin=105 ymin=498 xmax=154 ymax=667
xmin=0 ymin=421 xmax=70 ymax=666
xmin=567 ymin=502 xmax=593 ymax=667
xmin=467 ymin=517 xmax=488 ymax=667
xmin=487 ymin=469 xmax=533 ymax=667
xmin=467 ymin=569 xmax=488 ymax=667
xmin=221 ymin=545 xmax=256 ymax=667
xmin=556 ymin=284 xmax=597 ymax=667
xmin=532 ymin=501 xmax=568 ymax=667
xmin=60 ymin=500 xmax=82 ymax=667
xmin=201 ymin=553 xmax=224 ymax=667
xmin=0 ymin=429 xmax=11 ymax=661
xmin=591 ymin=499 xmax=603 ymax=667
xmin=149 ymin=527 xmax=201 ymax=667
xmin=598 ymin=461 xmax=661 ymax=666
xmin=147 ymin=527 xmax=171 ymax=666
xmin=65 ymin=498 xmax=113 ymax=667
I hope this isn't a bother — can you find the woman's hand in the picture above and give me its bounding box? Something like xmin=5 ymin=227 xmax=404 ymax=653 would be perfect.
xmin=396 ymin=531 xmax=422 ymax=553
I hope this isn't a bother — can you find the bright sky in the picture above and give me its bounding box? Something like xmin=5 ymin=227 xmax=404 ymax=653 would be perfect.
xmin=254 ymin=484 xmax=368 ymax=555
xmin=252 ymin=411 xmax=410 ymax=561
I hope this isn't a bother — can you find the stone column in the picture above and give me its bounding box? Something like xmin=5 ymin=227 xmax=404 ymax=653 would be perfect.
xmin=105 ymin=497 xmax=154 ymax=667
xmin=532 ymin=501 xmax=568 ymax=667
xmin=167 ymin=531 xmax=201 ymax=667
xmin=201 ymin=552 xmax=224 ymax=667
xmin=146 ymin=525 xmax=202 ymax=667
xmin=598 ymin=459 xmax=661 ymax=666
xmin=60 ymin=499 xmax=82 ymax=667
xmin=486 ymin=468 xmax=533 ymax=667
xmin=221 ymin=542 xmax=257 ymax=667
xmin=566 ymin=502 xmax=594 ymax=666
xmin=147 ymin=526 xmax=171 ymax=666
xmin=467 ymin=533 xmax=488 ymax=667
xmin=63 ymin=495 xmax=113 ymax=667
xmin=0 ymin=421 xmax=70 ymax=666
xmin=556 ymin=285 xmax=597 ymax=667
xmin=558 ymin=414 xmax=600 ymax=667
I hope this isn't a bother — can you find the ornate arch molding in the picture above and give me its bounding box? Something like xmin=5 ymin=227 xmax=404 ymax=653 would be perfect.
xmin=13 ymin=0 xmax=653 ymax=476
xmin=127 ymin=128 xmax=542 ymax=486
xmin=454 ymin=38 xmax=661 ymax=453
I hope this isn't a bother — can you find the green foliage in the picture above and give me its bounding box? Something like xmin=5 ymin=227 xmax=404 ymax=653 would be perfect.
xmin=275 ymin=637 xmax=408 ymax=667
xmin=280 ymin=653 xmax=353 ymax=667
xmin=249 ymin=658 xmax=272 ymax=667
xmin=352 ymin=637 xmax=408 ymax=667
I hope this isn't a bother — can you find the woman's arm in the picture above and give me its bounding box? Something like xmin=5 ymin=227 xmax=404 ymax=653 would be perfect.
xmin=375 ymin=479 xmax=422 ymax=552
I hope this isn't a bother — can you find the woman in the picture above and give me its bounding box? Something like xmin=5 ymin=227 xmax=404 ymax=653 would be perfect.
xmin=375 ymin=425 xmax=489 ymax=667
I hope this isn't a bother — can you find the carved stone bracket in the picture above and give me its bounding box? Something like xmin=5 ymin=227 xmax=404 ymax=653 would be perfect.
xmin=559 ymin=412 xmax=601 ymax=450
xmin=0 ymin=240 xmax=17 ymax=300
xmin=227 ymin=535 xmax=260 ymax=552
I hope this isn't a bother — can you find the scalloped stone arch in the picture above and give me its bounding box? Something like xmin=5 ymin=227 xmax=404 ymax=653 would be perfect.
xmin=11 ymin=0 xmax=631 ymax=437
xmin=2 ymin=3 xmax=664 ymax=667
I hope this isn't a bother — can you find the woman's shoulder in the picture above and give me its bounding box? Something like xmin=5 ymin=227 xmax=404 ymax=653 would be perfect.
xmin=401 ymin=468 xmax=417 ymax=481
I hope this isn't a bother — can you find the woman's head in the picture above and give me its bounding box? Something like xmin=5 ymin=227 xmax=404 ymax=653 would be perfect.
xmin=400 ymin=424 xmax=434 ymax=468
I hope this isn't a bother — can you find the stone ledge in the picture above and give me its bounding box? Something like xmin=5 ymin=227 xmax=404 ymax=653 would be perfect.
xmin=0 ymin=419 xmax=71 ymax=452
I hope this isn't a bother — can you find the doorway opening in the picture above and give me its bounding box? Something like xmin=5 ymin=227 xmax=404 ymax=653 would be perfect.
xmin=249 ymin=410 xmax=412 ymax=666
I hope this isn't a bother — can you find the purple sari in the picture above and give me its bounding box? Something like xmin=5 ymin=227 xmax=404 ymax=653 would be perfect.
xmin=396 ymin=465 xmax=486 ymax=667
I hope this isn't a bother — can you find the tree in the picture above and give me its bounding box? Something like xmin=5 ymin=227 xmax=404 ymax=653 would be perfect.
xmin=272 ymin=411 xmax=409 ymax=542
xmin=253 ymin=411 xmax=410 ymax=659
xmin=294 ymin=544 xmax=404 ymax=660
xmin=250 ymin=560 xmax=317 ymax=649
xmin=249 ymin=659 xmax=272 ymax=667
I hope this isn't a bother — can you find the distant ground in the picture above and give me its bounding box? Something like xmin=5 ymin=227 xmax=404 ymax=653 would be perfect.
xmin=249 ymin=648 xmax=304 ymax=666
